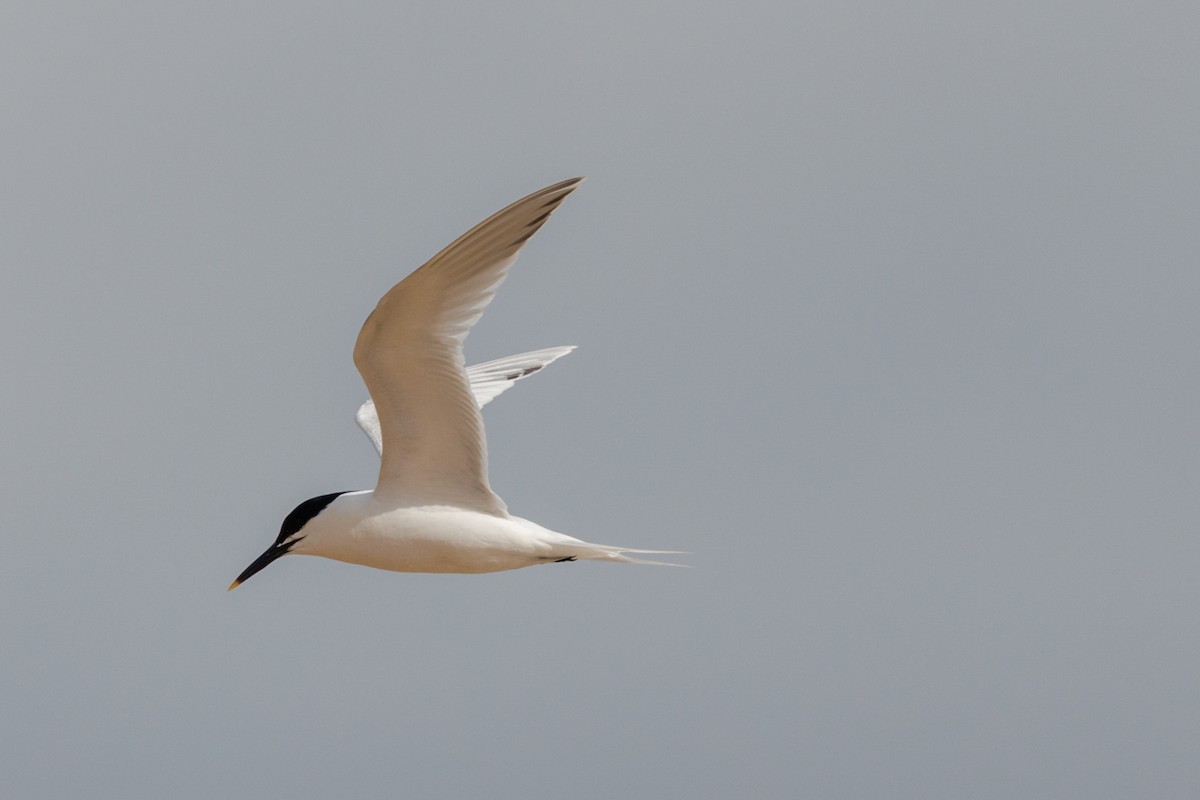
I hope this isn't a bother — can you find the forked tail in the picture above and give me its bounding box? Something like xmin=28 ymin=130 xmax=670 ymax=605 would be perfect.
xmin=558 ymin=544 xmax=689 ymax=568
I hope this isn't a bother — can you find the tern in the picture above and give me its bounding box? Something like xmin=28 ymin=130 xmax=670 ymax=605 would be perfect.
xmin=230 ymin=177 xmax=677 ymax=590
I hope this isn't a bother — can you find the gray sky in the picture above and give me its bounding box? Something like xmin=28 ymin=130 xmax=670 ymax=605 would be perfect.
xmin=3 ymin=1 xmax=1199 ymax=797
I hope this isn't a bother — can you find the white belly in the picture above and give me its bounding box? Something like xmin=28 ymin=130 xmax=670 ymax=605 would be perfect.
xmin=300 ymin=502 xmax=565 ymax=574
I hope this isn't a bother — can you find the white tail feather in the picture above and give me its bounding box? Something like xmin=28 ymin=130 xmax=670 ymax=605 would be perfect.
xmin=559 ymin=545 xmax=689 ymax=568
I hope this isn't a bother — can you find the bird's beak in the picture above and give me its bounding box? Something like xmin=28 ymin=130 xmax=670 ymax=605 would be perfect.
xmin=228 ymin=544 xmax=288 ymax=591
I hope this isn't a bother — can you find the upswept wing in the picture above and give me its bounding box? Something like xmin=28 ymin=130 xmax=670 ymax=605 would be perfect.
xmin=353 ymin=178 xmax=583 ymax=512
xmin=354 ymin=346 xmax=576 ymax=456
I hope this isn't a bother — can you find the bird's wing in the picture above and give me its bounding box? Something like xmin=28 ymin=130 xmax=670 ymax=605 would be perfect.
xmin=354 ymin=346 xmax=576 ymax=456
xmin=464 ymin=345 xmax=577 ymax=409
xmin=353 ymin=178 xmax=583 ymax=512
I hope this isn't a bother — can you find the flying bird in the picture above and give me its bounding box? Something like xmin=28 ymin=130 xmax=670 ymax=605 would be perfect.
xmin=230 ymin=178 xmax=677 ymax=590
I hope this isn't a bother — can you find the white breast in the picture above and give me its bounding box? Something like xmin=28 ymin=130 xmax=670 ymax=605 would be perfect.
xmin=295 ymin=493 xmax=564 ymax=574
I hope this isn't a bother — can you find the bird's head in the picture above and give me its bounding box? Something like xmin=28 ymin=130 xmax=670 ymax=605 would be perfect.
xmin=228 ymin=491 xmax=348 ymax=590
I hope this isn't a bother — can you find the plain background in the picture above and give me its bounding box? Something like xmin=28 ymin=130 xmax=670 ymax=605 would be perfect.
xmin=3 ymin=2 xmax=1198 ymax=798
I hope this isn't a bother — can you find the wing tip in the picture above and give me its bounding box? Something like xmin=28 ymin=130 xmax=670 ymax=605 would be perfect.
xmin=540 ymin=176 xmax=584 ymax=198
xmin=542 ymin=176 xmax=586 ymax=200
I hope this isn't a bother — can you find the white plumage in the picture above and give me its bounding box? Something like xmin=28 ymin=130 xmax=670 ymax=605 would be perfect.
xmin=354 ymin=346 xmax=576 ymax=457
xmin=230 ymin=178 xmax=678 ymax=590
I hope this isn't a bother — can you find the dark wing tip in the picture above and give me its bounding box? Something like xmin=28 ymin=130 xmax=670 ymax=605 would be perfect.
xmin=507 ymin=177 xmax=585 ymax=248
xmin=547 ymin=176 xmax=586 ymax=191
xmin=536 ymin=177 xmax=583 ymax=205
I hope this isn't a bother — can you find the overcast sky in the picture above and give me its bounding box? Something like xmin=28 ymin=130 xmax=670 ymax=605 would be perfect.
xmin=3 ymin=1 xmax=1199 ymax=798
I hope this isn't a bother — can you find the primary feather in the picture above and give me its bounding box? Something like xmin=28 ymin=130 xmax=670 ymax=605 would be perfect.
xmin=352 ymin=178 xmax=584 ymax=511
